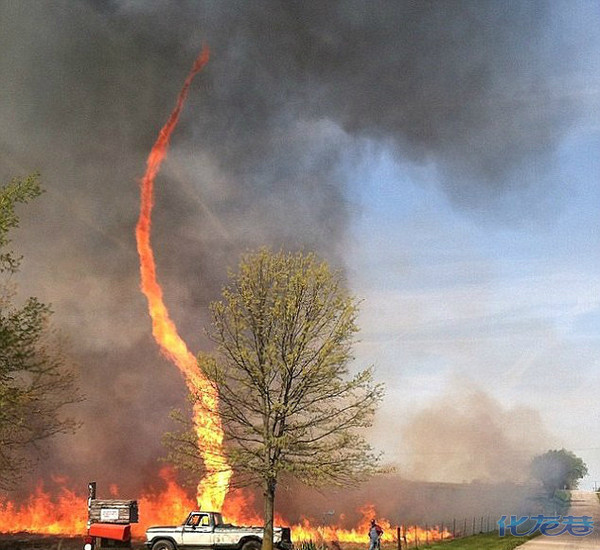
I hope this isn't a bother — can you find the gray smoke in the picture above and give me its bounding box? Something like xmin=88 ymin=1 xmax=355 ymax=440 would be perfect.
xmin=0 ymin=0 xmax=593 ymax=496
xmin=400 ymin=386 xmax=553 ymax=484
xmin=276 ymin=475 xmax=539 ymax=528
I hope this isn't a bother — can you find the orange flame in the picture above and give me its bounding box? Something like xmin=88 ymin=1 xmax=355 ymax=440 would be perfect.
xmin=0 ymin=484 xmax=86 ymax=535
xmin=134 ymin=45 xmax=232 ymax=511
xmin=0 ymin=469 xmax=196 ymax=538
xmin=287 ymin=503 xmax=451 ymax=544
xmin=0 ymin=48 xmax=453 ymax=549
xmin=0 ymin=475 xmax=451 ymax=545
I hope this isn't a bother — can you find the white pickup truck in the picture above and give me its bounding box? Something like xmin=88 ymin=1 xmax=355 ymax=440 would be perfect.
xmin=145 ymin=511 xmax=293 ymax=550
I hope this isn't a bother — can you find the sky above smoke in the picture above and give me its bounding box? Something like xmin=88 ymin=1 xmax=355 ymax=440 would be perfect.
xmin=1 ymin=0 xmax=599 ymax=499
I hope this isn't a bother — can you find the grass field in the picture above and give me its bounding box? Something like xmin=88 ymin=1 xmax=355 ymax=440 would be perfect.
xmin=309 ymin=532 xmax=539 ymax=550
xmin=396 ymin=531 xmax=539 ymax=549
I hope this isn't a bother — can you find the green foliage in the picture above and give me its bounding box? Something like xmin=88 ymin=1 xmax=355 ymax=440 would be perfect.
xmin=203 ymin=249 xmax=383 ymax=487
xmin=0 ymin=173 xmax=43 ymax=274
xmin=530 ymin=449 xmax=588 ymax=495
xmin=166 ymin=248 xmax=383 ymax=550
xmin=551 ymin=489 xmax=571 ymax=515
xmin=553 ymin=489 xmax=570 ymax=502
xmin=0 ymin=174 xmax=81 ymax=488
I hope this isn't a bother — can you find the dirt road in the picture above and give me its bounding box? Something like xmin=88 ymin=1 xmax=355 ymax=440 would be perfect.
xmin=517 ymin=490 xmax=600 ymax=549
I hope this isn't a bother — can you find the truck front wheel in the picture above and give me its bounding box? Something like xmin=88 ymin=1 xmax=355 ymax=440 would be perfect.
xmin=151 ymin=540 xmax=176 ymax=550
xmin=241 ymin=540 xmax=261 ymax=550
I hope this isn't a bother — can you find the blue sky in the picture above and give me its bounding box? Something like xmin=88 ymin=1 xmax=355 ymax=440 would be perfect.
xmin=345 ymin=122 xmax=600 ymax=486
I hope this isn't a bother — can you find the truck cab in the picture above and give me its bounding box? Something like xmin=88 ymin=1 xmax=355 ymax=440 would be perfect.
xmin=145 ymin=511 xmax=292 ymax=550
xmin=180 ymin=512 xmax=221 ymax=546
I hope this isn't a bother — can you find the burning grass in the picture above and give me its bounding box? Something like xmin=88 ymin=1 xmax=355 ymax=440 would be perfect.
xmin=0 ymin=469 xmax=453 ymax=545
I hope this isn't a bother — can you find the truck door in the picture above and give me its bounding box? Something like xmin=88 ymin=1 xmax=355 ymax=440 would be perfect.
xmin=182 ymin=513 xmax=214 ymax=548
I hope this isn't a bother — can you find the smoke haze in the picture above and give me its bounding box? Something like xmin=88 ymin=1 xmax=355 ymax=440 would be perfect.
xmin=276 ymin=475 xmax=537 ymax=528
xmin=0 ymin=0 xmax=597 ymax=505
xmin=401 ymin=386 xmax=552 ymax=483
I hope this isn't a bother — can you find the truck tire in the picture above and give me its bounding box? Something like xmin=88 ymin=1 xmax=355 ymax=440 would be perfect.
xmin=151 ymin=540 xmax=176 ymax=550
xmin=241 ymin=540 xmax=261 ymax=550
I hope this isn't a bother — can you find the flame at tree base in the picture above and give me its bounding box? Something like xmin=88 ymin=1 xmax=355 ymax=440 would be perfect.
xmin=0 ymin=471 xmax=451 ymax=545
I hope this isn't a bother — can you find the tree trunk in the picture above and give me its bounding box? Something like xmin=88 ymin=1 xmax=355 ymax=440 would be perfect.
xmin=261 ymin=478 xmax=277 ymax=550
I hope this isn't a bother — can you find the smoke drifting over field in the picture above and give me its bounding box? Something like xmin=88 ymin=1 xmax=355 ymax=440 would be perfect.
xmin=401 ymin=386 xmax=552 ymax=484
xmin=277 ymin=475 xmax=537 ymax=528
xmin=0 ymin=0 xmax=594 ymax=503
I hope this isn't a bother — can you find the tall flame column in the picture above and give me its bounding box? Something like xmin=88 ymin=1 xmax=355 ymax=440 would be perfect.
xmin=135 ymin=46 xmax=232 ymax=511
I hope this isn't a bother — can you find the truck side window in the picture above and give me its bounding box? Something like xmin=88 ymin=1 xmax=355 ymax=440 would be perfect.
xmin=200 ymin=515 xmax=210 ymax=527
xmin=188 ymin=515 xmax=201 ymax=527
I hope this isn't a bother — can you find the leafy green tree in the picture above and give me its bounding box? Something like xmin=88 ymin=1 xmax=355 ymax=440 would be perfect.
xmin=530 ymin=449 xmax=588 ymax=494
xmin=167 ymin=249 xmax=383 ymax=550
xmin=0 ymin=174 xmax=81 ymax=488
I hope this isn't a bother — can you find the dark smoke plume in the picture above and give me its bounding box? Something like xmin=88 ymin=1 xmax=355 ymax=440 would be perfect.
xmin=0 ymin=0 xmax=593 ymax=497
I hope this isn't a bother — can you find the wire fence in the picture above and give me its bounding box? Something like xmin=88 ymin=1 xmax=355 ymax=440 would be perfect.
xmin=395 ymin=514 xmax=497 ymax=549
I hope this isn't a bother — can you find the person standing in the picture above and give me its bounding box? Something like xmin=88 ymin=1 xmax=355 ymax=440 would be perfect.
xmin=368 ymin=519 xmax=384 ymax=550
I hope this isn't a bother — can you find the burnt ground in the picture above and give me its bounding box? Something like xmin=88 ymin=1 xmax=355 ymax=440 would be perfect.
xmin=0 ymin=534 xmax=146 ymax=550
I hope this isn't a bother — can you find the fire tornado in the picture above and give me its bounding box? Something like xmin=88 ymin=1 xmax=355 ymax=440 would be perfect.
xmin=135 ymin=46 xmax=232 ymax=511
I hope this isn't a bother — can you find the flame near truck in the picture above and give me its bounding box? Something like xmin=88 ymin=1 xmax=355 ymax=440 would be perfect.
xmin=82 ymin=482 xmax=293 ymax=550
xmin=83 ymin=482 xmax=138 ymax=549
xmin=145 ymin=511 xmax=293 ymax=550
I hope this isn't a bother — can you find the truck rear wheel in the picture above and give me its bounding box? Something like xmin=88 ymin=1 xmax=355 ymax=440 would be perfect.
xmin=151 ymin=540 xmax=176 ymax=550
xmin=241 ymin=540 xmax=261 ymax=550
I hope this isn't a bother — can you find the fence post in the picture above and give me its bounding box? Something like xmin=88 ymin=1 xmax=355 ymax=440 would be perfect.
xmin=452 ymin=518 xmax=456 ymax=538
xmin=397 ymin=526 xmax=401 ymax=550
xmin=87 ymin=481 xmax=96 ymax=532
xmin=414 ymin=525 xmax=418 ymax=550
